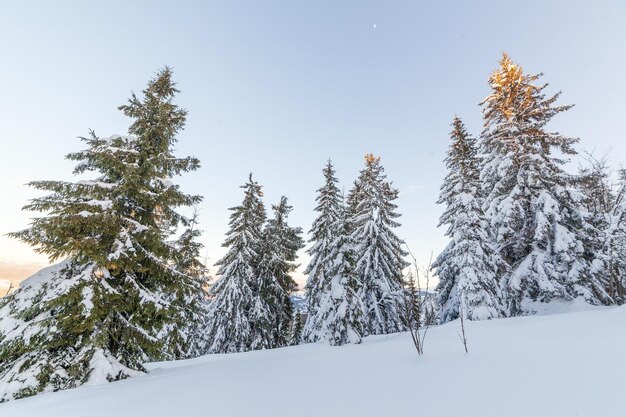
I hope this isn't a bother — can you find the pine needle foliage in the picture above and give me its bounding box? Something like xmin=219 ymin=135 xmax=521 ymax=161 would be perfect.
xmin=0 ymin=68 xmax=207 ymax=401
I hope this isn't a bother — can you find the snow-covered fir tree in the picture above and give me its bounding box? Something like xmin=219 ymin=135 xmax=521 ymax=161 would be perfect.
xmin=115 ymin=68 xmax=209 ymax=360
xmin=479 ymin=54 xmax=610 ymax=315
xmin=168 ymin=206 xmax=210 ymax=356
xmin=346 ymin=179 xmax=363 ymax=217
xmin=576 ymin=157 xmax=616 ymax=300
xmin=255 ymin=196 xmax=304 ymax=348
xmin=288 ymin=310 xmax=304 ymax=346
xmin=609 ymin=171 xmax=626 ymax=303
xmin=350 ymin=154 xmax=408 ymax=335
xmin=310 ymin=202 xmax=365 ymax=345
xmin=0 ymin=68 xmax=207 ymax=401
xmin=578 ymin=159 xmax=626 ymax=305
xmin=205 ymin=174 xmax=266 ymax=353
xmin=302 ymin=160 xmax=342 ymax=343
xmin=433 ymin=116 xmax=505 ymax=322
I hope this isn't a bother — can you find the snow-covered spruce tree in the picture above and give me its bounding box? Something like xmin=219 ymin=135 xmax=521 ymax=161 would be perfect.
xmin=302 ymin=160 xmax=342 ymax=343
xmin=610 ymin=171 xmax=626 ymax=303
xmin=433 ymin=116 xmax=505 ymax=323
xmin=0 ymin=68 xmax=207 ymax=401
xmin=168 ymin=206 xmax=210 ymax=356
xmin=311 ymin=202 xmax=365 ymax=345
xmin=288 ymin=310 xmax=304 ymax=346
xmin=479 ymin=54 xmax=610 ymax=315
xmin=346 ymin=179 xmax=364 ymax=227
xmin=576 ymin=157 xmax=620 ymax=303
xmin=255 ymin=196 xmax=304 ymax=348
xmin=350 ymin=154 xmax=408 ymax=335
xmin=115 ymin=68 xmax=208 ymax=360
xmin=205 ymin=174 xmax=266 ymax=353
xmin=585 ymin=166 xmax=626 ymax=304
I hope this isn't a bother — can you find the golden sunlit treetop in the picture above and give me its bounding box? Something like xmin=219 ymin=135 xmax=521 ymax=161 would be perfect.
xmin=364 ymin=153 xmax=381 ymax=165
xmin=487 ymin=52 xmax=536 ymax=121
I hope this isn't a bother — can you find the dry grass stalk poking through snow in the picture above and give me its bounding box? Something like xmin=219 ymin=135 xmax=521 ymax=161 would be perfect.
xmin=401 ymin=247 xmax=435 ymax=356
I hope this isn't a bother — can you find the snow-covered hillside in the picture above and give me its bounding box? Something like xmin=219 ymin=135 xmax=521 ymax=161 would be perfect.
xmin=0 ymin=279 xmax=13 ymax=294
xmin=1 ymin=306 xmax=624 ymax=417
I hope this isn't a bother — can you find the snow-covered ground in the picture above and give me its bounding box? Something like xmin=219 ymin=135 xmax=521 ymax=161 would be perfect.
xmin=1 ymin=305 xmax=624 ymax=417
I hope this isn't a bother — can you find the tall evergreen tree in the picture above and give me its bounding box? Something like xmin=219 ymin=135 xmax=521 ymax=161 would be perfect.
xmin=600 ymin=185 xmax=626 ymax=305
xmin=433 ymin=117 xmax=505 ymax=322
xmin=346 ymin=179 xmax=363 ymax=220
xmin=256 ymin=196 xmax=304 ymax=348
xmin=609 ymin=171 xmax=626 ymax=303
xmin=0 ymin=68 xmax=207 ymax=401
xmin=117 ymin=71 xmax=208 ymax=360
xmin=576 ymin=157 xmax=618 ymax=303
xmin=350 ymin=154 xmax=408 ymax=335
xmin=288 ymin=310 xmax=304 ymax=346
xmin=310 ymin=203 xmax=365 ymax=345
xmin=578 ymin=162 xmax=626 ymax=305
xmin=479 ymin=54 xmax=610 ymax=315
xmin=302 ymin=161 xmax=342 ymax=342
xmin=168 ymin=207 xmax=210 ymax=356
xmin=205 ymin=174 xmax=266 ymax=353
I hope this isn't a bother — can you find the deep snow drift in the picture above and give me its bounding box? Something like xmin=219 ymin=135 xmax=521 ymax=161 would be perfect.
xmin=1 ymin=305 xmax=624 ymax=417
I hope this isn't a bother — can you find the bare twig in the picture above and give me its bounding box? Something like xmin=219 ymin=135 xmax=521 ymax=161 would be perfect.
xmin=401 ymin=271 xmax=422 ymax=355
xmin=458 ymin=292 xmax=469 ymax=353
xmin=401 ymin=245 xmax=434 ymax=356
xmin=3 ymin=282 xmax=14 ymax=297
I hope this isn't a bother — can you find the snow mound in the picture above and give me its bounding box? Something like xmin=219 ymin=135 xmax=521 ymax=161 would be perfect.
xmin=1 ymin=306 xmax=624 ymax=417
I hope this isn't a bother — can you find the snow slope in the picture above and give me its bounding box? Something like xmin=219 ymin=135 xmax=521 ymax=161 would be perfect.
xmin=1 ymin=305 xmax=624 ymax=417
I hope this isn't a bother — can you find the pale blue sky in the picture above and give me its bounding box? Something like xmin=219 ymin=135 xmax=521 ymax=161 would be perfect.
xmin=1 ymin=1 xmax=625 ymax=285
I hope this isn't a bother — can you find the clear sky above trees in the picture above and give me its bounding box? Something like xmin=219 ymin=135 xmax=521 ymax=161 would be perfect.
xmin=1 ymin=0 xmax=625 ymax=286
